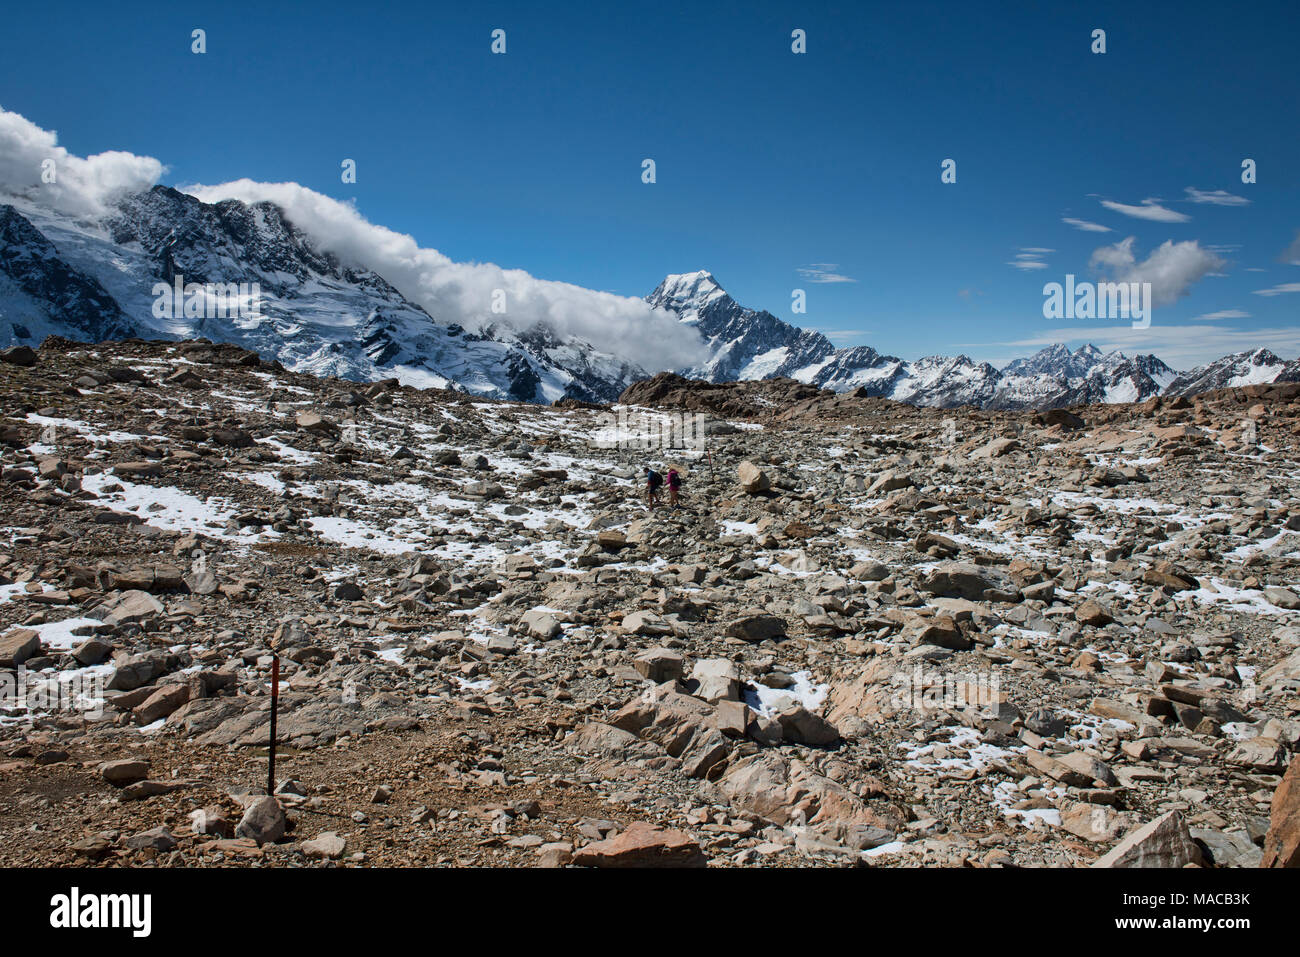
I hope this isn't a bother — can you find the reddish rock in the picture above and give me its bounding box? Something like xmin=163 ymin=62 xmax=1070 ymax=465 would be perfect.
xmin=572 ymin=821 xmax=706 ymax=868
xmin=0 ymin=628 xmax=41 ymax=668
xmin=1262 ymin=756 xmax=1300 ymax=868
xmin=132 ymin=683 xmax=191 ymax=724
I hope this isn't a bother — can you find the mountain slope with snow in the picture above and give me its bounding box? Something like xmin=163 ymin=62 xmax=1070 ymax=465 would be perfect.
xmin=1 ymin=185 xmax=1293 ymax=411
xmin=1164 ymin=349 xmax=1300 ymax=398
xmin=647 ymin=272 xmax=1191 ymax=409
xmin=0 ymin=189 xmax=648 ymax=403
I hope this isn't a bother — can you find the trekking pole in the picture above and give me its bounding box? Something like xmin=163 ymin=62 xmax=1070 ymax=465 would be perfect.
xmin=267 ymin=656 xmax=279 ymax=796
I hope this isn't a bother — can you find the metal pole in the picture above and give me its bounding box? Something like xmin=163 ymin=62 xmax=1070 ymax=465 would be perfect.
xmin=267 ymin=656 xmax=279 ymax=796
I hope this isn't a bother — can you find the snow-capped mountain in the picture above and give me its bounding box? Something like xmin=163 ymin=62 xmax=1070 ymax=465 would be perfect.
xmin=2 ymin=187 xmax=1293 ymax=410
xmin=1002 ymin=342 xmax=1104 ymax=380
xmin=1164 ymin=349 xmax=1300 ymax=398
xmin=646 ymin=271 xmax=1300 ymax=409
xmin=1 ymin=187 xmax=646 ymax=403
xmin=0 ymin=205 xmax=135 ymax=345
xmin=646 ymin=271 xmax=834 ymax=381
xmin=647 ymin=271 xmax=1186 ymax=409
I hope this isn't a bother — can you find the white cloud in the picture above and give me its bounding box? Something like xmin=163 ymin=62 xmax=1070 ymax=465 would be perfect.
xmin=1280 ymin=230 xmax=1300 ymax=265
xmin=1063 ymin=217 xmax=1111 ymax=232
xmin=1191 ymin=309 xmax=1250 ymax=320
xmin=0 ymin=106 xmax=165 ymax=219
xmin=0 ymin=107 xmax=706 ymax=372
xmin=1007 ymin=248 xmax=1051 ymax=271
xmin=187 ymin=179 xmax=708 ymax=369
xmin=796 ymin=263 xmax=857 ymax=283
xmin=1184 ymin=187 xmax=1250 ymax=206
xmin=1099 ymin=198 xmax=1191 ymax=223
xmin=1252 ymin=282 xmax=1300 ymax=297
xmin=826 ymin=329 xmax=874 ymax=343
xmin=1087 ymin=236 xmax=1224 ymax=307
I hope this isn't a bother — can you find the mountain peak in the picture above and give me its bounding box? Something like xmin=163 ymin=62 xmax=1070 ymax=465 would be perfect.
xmin=653 ymin=270 xmax=723 ymax=297
xmin=646 ymin=271 xmax=732 ymax=320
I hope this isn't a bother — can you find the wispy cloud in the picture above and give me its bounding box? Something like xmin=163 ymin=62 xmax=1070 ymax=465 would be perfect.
xmin=796 ymin=263 xmax=857 ymax=284
xmin=1099 ymin=198 xmax=1191 ymax=223
xmin=1184 ymin=187 xmax=1250 ymax=206
xmin=1007 ymin=248 xmax=1053 ymax=271
xmin=1252 ymin=282 xmax=1300 ymax=297
xmin=1063 ymin=217 xmax=1112 ymax=233
xmin=1191 ymin=309 xmax=1250 ymax=320
xmin=1280 ymin=230 xmax=1300 ymax=265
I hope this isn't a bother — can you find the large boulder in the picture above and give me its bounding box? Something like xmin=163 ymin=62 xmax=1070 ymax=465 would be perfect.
xmin=520 ymin=608 xmax=563 ymax=640
xmin=610 ymin=686 xmax=732 ymax=778
xmin=236 ymin=796 xmax=286 ymax=846
xmin=736 ymin=461 xmax=770 ymax=494
xmin=724 ymin=613 xmax=786 ymax=643
xmin=633 ymin=647 xmax=685 ymax=683
xmin=567 ymin=722 xmax=662 ymax=761
xmin=132 ymin=683 xmax=191 ymax=724
xmin=920 ymin=562 xmax=1019 ymax=602
xmin=776 ymin=706 xmax=840 ymax=747
xmin=295 ymin=411 xmax=338 ymax=435
xmin=0 ymin=628 xmax=41 ymax=668
xmin=690 ymin=659 xmax=741 ymax=702
xmin=0 ymin=345 xmax=38 ymax=367
xmin=1262 ymin=756 xmax=1300 ymax=868
xmin=107 ymin=652 xmax=172 ymax=692
xmin=100 ymin=759 xmax=150 ymax=787
xmin=867 ymin=469 xmax=913 ymax=495
xmin=1092 ymin=811 xmax=1201 ymax=868
xmin=706 ymin=752 xmax=902 ymax=849
xmin=97 ymin=589 xmax=164 ymax=627
xmin=572 ymin=822 xmax=706 ymax=868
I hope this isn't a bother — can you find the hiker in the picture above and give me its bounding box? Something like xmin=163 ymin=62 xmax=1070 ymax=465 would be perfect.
xmin=667 ymin=467 xmax=682 ymax=507
xmin=644 ymin=466 xmax=663 ymax=508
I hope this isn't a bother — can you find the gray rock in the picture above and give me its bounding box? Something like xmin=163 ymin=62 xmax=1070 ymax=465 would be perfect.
xmin=1093 ymin=811 xmax=1201 ymax=868
xmin=124 ymin=827 xmax=177 ymax=852
xmin=303 ymin=831 xmax=347 ymax=860
xmin=725 ymin=613 xmax=786 ymax=643
xmin=100 ymin=759 xmax=150 ymax=786
xmin=236 ymin=796 xmax=286 ymax=846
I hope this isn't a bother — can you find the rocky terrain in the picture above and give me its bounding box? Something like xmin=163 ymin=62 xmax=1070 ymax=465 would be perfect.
xmin=0 ymin=336 xmax=1298 ymax=869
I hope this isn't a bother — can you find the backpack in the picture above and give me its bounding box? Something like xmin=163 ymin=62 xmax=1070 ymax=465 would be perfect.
xmin=667 ymin=469 xmax=681 ymax=489
xmin=646 ymin=470 xmax=663 ymax=490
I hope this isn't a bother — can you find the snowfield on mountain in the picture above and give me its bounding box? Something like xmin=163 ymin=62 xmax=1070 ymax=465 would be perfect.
xmin=3 ymin=191 xmax=1296 ymax=412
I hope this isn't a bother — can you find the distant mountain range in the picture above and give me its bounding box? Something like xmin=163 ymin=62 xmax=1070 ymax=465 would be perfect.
xmin=647 ymin=270 xmax=1300 ymax=409
xmin=1 ymin=189 xmax=1296 ymax=408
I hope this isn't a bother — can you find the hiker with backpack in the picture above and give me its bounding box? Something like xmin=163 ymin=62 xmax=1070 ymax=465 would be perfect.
xmin=644 ymin=466 xmax=663 ymax=508
xmin=667 ymin=467 xmax=682 ymax=508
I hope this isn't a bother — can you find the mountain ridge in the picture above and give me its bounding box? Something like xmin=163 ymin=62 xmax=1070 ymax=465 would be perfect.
xmin=648 ymin=270 xmax=1295 ymax=409
xmin=1 ymin=191 xmax=1296 ymax=409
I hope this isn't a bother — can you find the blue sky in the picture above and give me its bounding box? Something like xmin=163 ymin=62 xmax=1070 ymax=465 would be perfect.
xmin=1 ymin=0 xmax=1297 ymax=368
